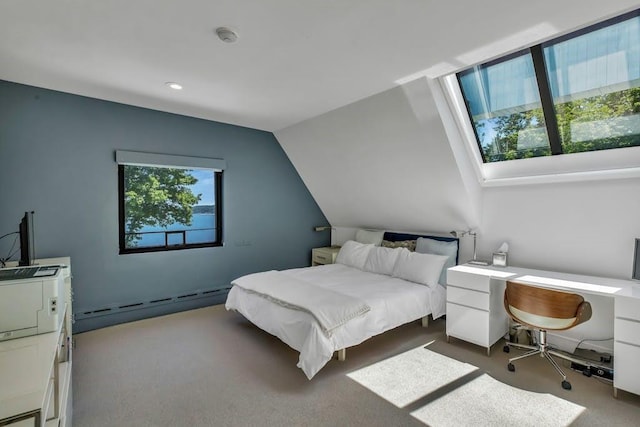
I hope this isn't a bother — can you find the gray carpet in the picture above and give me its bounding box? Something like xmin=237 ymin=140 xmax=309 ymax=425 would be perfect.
xmin=73 ymin=304 xmax=640 ymax=426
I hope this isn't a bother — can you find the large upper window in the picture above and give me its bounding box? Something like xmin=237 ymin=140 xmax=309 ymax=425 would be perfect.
xmin=457 ymin=9 xmax=640 ymax=163
xmin=116 ymin=151 xmax=224 ymax=254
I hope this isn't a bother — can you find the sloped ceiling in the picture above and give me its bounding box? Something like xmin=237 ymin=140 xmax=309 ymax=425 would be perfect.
xmin=275 ymin=78 xmax=477 ymax=234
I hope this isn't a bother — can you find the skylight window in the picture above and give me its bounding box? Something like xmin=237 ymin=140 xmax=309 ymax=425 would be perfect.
xmin=457 ymin=9 xmax=640 ymax=165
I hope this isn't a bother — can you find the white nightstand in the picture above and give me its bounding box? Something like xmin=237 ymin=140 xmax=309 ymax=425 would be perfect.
xmin=312 ymin=246 xmax=341 ymax=266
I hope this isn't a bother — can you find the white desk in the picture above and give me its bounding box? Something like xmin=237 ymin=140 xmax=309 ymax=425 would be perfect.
xmin=446 ymin=264 xmax=640 ymax=397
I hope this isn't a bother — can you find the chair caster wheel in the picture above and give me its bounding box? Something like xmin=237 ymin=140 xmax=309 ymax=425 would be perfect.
xmin=503 ymin=345 xmax=510 ymax=353
xmin=508 ymin=363 xmax=515 ymax=372
xmin=562 ymin=380 xmax=572 ymax=390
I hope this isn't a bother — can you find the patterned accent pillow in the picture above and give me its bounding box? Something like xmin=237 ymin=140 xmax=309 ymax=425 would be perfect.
xmin=381 ymin=239 xmax=416 ymax=252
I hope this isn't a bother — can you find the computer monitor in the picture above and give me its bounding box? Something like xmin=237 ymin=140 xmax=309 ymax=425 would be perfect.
xmin=18 ymin=211 xmax=34 ymax=267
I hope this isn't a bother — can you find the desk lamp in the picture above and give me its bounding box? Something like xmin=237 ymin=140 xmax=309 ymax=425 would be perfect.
xmin=450 ymin=229 xmax=490 ymax=266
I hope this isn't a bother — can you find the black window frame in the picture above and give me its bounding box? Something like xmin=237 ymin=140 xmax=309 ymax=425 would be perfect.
xmin=118 ymin=165 xmax=223 ymax=254
xmin=456 ymin=8 xmax=640 ymax=164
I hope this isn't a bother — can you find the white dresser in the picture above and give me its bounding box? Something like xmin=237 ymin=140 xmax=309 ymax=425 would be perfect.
xmin=0 ymin=257 xmax=73 ymax=426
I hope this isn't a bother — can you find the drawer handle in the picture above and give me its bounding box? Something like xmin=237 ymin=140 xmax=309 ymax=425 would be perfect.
xmin=316 ymin=256 xmax=327 ymax=261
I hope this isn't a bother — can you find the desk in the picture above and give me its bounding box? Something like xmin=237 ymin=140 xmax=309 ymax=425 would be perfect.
xmin=446 ymin=264 xmax=640 ymax=397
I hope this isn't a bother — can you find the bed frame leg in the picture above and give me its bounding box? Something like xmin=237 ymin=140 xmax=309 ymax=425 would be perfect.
xmin=337 ymin=348 xmax=346 ymax=361
xmin=421 ymin=315 xmax=429 ymax=328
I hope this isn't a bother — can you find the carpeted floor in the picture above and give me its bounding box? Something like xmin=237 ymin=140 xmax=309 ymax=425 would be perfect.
xmin=72 ymin=304 xmax=640 ymax=426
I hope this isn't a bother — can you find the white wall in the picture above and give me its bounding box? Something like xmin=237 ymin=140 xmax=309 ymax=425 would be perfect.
xmin=275 ymin=79 xmax=477 ymax=247
xmin=480 ymin=178 xmax=640 ymax=280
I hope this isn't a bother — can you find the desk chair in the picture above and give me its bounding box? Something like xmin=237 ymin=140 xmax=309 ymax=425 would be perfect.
xmin=503 ymin=280 xmax=592 ymax=390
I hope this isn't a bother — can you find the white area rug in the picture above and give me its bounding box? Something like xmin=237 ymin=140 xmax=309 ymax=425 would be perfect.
xmin=348 ymin=345 xmax=585 ymax=426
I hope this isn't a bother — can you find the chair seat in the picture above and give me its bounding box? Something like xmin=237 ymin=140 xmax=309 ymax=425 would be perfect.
xmin=509 ymin=305 xmax=577 ymax=330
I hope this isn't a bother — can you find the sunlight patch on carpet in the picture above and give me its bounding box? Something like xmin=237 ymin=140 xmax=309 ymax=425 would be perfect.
xmin=347 ymin=343 xmax=478 ymax=408
xmin=411 ymin=373 xmax=585 ymax=426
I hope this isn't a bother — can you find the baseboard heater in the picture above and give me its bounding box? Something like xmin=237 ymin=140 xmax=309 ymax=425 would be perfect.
xmin=75 ymin=286 xmax=231 ymax=321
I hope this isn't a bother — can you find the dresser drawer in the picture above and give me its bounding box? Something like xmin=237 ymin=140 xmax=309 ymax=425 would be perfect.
xmin=447 ymin=269 xmax=491 ymax=293
xmin=615 ymin=318 xmax=640 ymax=346
xmin=447 ymin=286 xmax=489 ymax=311
xmin=616 ymin=296 xmax=640 ymax=322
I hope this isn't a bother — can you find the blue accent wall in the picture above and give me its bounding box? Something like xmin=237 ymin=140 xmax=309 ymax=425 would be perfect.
xmin=0 ymin=80 xmax=330 ymax=332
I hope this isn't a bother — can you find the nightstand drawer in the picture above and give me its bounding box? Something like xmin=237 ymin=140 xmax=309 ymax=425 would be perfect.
xmin=447 ymin=269 xmax=491 ymax=293
xmin=447 ymin=286 xmax=489 ymax=311
xmin=312 ymin=247 xmax=340 ymax=266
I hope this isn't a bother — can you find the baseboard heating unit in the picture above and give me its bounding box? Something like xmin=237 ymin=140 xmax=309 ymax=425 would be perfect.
xmin=75 ymin=286 xmax=231 ymax=321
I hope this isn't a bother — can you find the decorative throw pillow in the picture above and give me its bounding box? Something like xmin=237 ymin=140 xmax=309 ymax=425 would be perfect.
xmin=381 ymin=239 xmax=417 ymax=252
xmin=363 ymin=246 xmax=401 ymax=276
xmin=335 ymin=240 xmax=374 ymax=270
xmin=415 ymin=237 xmax=458 ymax=286
xmin=392 ymin=249 xmax=449 ymax=287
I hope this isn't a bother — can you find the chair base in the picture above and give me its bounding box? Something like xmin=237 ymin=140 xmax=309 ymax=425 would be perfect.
xmin=503 ymin=330 xmax=577 ymax=390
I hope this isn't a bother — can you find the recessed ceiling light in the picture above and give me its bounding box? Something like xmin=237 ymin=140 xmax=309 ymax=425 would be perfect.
xmin=166 ymin=82 xmax=183 ymax=90
xmin=215 ymin=27 xmax=238 ymax=43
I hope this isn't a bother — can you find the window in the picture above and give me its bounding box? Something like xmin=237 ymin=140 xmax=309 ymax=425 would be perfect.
xmin=116 ymin=151 xmax=224 ymax=254
xmin=457 ymin=9 xmax=640 ymax=164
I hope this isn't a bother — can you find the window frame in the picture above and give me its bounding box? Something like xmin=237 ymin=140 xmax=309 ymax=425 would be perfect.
xmin=115 ymin=151 xmax=225 ymax=255
xmin=441 ymin=8 xmax=640 ymax=186
xmin=455 ymin=8 xmax=640 ymax=166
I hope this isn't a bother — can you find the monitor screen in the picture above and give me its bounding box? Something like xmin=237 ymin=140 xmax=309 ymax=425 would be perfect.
xmin=18 ymin=211 xmax=34 ymax=267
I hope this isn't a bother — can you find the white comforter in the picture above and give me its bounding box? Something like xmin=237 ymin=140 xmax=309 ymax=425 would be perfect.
xmin=226 ymin=264 xmax=446 ymax=379
xmin=231 ymin=270 xmax=371 ymax=337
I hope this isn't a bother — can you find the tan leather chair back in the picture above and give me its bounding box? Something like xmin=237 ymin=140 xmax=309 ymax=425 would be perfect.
xmin=504 ymin=281 xmax=592 ymax=331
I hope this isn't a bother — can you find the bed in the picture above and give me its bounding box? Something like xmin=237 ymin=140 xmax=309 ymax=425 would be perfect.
xmin=225 ymin=231 xmax=459 ymax=379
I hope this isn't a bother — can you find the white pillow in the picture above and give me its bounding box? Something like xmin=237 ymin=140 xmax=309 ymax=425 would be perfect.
xmin=392 ymin=249 xmax=449 ymax=287
xmin=335 ymin=240 xmax=374 ymax=270
xmin=363 ymin=246 xmax=401 ymax=276
xmin=415 ymin=237 xmax=458 ymax=286
xmin=355 ymin=229 xmax=385 ymax=246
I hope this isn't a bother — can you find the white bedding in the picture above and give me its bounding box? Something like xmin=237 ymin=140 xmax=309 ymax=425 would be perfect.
xmin=231 ymin=270 xmax=371 ymax=336
xmin=225 ymin=263 xmax=446 ymax=379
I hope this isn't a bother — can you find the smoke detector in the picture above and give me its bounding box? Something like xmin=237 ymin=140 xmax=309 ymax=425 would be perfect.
xmin=216 ymin=27 xmax=238 ymax=43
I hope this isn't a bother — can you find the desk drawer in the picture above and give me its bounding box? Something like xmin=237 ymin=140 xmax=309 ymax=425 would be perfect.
xmin=447 ymin=286 xmax=489 ymax=311
xmin=446 ymin=302 xmax=489 ymax=346
xmin=614 ymin=341 xmax=640 ymax=395
xmin=616 ymin=297 xmax=640 ymax=322
xmin=615 ymin=318 xmax=640 ymax=346
xmin=447 ymin=269 xmax=491 ymax=293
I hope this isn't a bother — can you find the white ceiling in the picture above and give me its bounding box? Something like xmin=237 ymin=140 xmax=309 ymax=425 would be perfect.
xmin=1 ymin=1 xmax=638 ymax=132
